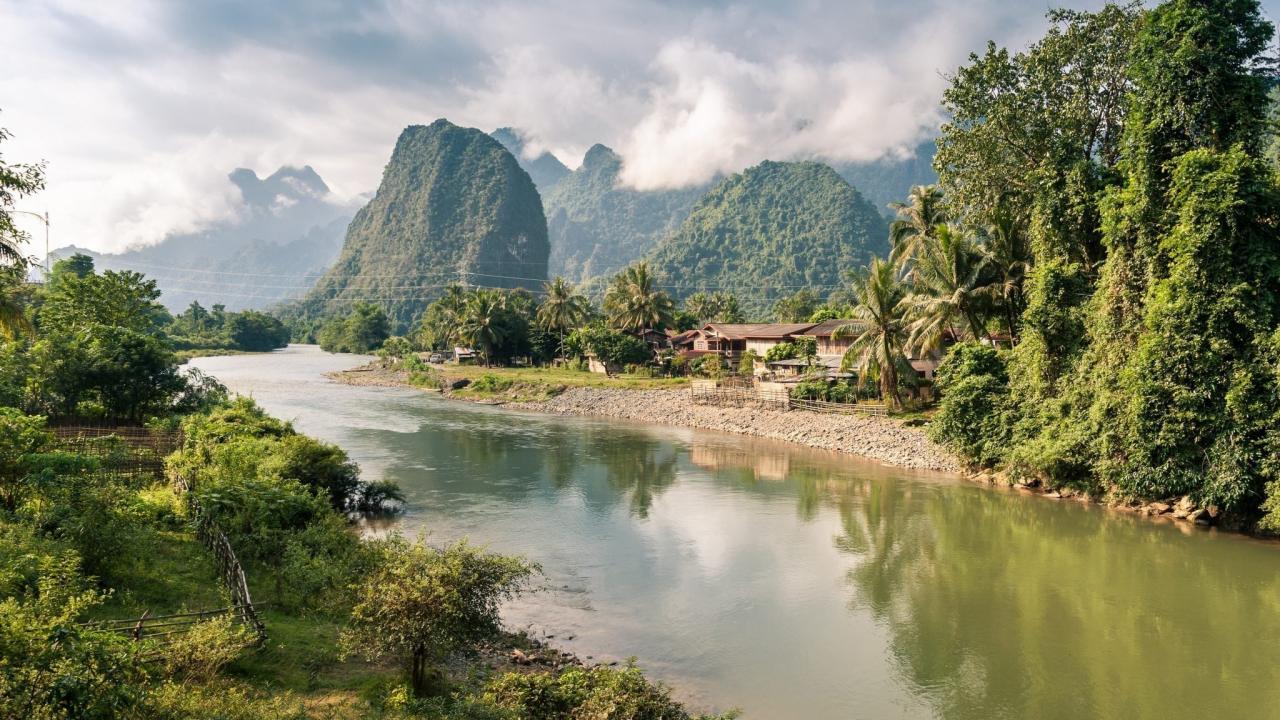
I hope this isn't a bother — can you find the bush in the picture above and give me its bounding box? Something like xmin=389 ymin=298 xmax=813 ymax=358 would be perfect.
xmin=930 ymin=343 xmax=1012 ymax=468
xmin=483 ymin=662 xmax=738 ymax=720
xmin=340 ymin=538 xmax=538 ymax=697
xmin=158 ymin=614 xmax=255 ymax=682
xmin=470 ymin=374 xmax=515 ymax=393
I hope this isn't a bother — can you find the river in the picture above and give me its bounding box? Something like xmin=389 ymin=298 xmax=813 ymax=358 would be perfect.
xmin=192 ymin=345 xmax=1280 ymax=720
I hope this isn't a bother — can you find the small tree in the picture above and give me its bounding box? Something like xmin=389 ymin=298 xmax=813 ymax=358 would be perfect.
xmin=341 ymin=538 xmax=537 ymax=697
xmin=738 ymin=349 xmax=758 ymax=377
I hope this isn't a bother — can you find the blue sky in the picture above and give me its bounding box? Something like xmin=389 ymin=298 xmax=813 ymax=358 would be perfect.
xmin=2 ymin=0 xmax=1278 ymax=253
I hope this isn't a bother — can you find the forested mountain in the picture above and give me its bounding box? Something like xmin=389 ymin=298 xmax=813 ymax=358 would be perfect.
xmin=296 ymin=119 xmax=548 ymax=331
xmin=647 ymin=160 xmax=888 ymax=318
xmin=490 ymin=127 xmax=571 ymax=192
xmin=50 ymin=166 xmax=353 ymax=311
xmin=834 ymin=141 xmax=938 ymax=217
xmin=545 ymin=144 xmax=708 ymax=284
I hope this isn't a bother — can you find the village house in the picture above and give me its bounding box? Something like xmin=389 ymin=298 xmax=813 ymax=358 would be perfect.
xmin=691 ymin=323 xmax=818 ymax=360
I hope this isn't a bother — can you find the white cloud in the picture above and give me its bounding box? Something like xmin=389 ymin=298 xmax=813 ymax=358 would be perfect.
xmin=0 ymin=0 xmax=1187 ymax=253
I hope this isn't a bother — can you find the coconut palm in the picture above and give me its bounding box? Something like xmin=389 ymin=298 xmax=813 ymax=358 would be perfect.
xmin=976 ymin=205 xmax=1031 ymax=345
xmin=832 ymin=258 xmax=910 ymax=410
xmin=888 ymin=184 xmax=947 ymax=277
xmin=417 ymin=284 xmax=467 ymax=350
xmin=604 ymin=262 xmax=675 ymax=332
xmin=900 ymin=224 xmax=989 ymax=353
xmin=457 ymin=289 xmax=511 ymax=367
xmin=537 ymin=277 xmax=590 ymax=358
xmin=0 ymin=272 xmax=29 ymax=340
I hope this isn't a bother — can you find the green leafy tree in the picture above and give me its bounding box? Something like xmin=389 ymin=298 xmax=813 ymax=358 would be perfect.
xmin=773 ymin=289 xmax=819 ymax=322
xmin=458 ymin=289 xmax=513 ymax=367
xmin=0 ymin=120 xmax=45 ymax=268
xmin=341 ymin=538 xmax=537 ymax=697
xmin=227 ymin=311 xmax=290 ymax=352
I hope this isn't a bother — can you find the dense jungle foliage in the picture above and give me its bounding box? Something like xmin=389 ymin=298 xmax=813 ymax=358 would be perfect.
xmin=648 ymin=161 xmax=889 ymax=319
xmin=927 ymin=0 xmax=1280 ymax=530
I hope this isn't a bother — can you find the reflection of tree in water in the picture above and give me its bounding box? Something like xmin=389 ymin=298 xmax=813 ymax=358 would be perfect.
xmin=596 ymin=434 xmax=678 ymax=518
xmin=830 ymin=482 xmax=1280 ymax=719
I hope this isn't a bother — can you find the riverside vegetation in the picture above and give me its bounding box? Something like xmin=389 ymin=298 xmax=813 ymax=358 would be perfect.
xmin=0 ymin=126 xmax=733 ymax=719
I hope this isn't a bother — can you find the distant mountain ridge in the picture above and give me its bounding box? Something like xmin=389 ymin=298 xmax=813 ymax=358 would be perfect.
xmin=49 ymin=165 xmax=355 ymax=312
xmin=490 ymin=127 xmax=571 ymax=193
xmin=647 ymin=160 xmax=889 ymax=318
xmin=297 ymin=119 xmax=548 ymax=331
xmin=543 ymin=143 xmax=709 ymax=285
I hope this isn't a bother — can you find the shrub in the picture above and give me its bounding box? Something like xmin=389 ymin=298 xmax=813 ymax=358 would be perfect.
xmin=930 ymin=343 xmax=1012 ymax=468
xmin=470 ymin=374 xmax=515 ymax=393
xmin=158 ymin=614 xmax=255 ymax=682
xmin=340 ymin=538 xmax=538 ymax=697
xmin=483 ymin=662 xmax=738 ymax=719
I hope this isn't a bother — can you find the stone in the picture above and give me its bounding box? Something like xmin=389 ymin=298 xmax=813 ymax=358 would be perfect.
xmin=1189 ymin=509 xmax=1212 ymax=526
xmin=450 ymin=378 xmax=471 ymax=390
xmin=1148 ymin=502 xmax=1171 ymax=515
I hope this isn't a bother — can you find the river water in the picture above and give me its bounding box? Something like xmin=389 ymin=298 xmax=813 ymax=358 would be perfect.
xmin=193 ymin=345 xmax=1280 ymax=720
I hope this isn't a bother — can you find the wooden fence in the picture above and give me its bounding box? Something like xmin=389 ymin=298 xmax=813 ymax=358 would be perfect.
xmin=85 ymin=604 xmax=265 ymax=650
xmin=690 ymin=379 xmax=887 ymax=416
xmin=173 ymin=474 xmax=266 ymax=640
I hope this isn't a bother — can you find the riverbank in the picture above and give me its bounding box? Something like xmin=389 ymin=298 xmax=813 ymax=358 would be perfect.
xmin=327 ymin=363 xmax=958 ymax=473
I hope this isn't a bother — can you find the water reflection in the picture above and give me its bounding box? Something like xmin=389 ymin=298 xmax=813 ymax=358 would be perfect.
xmin=194 ymin=347 xmax=1280 ymax=720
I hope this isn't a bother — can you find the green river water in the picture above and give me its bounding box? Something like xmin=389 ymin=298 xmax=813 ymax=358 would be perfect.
xmin=192 ymin=346 xmax=1280 ymax=720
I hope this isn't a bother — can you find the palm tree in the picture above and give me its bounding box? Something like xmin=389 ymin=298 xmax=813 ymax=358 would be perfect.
xmin=457 ymin=289 xmax=511 ymax=367
xmin=417 ymin=284 xmax=467 ymax=350
xmin=900 ymin=224 xmax=989 ymax=353
xmin=604 ymin=262 xmax=675 ymax=332
xmin=832 ymin=258 xmax=910 ymax=410
xmin=976 ymin=205 xmax=1030 ymax=345
xmin=0 ymin=279 xmax=29 ymax=340
xmin=888 ymin=185 xmax=947 ymax=277
xmin=537 ymin=277 xmax=590 ymax=359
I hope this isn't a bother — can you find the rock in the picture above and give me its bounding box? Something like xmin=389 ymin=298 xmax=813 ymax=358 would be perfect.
xmin=1172 ymin=491 xmax=1192 ymax=515
xmin=1045 ymin=490 xmax=1062 ymax=499
xmin=1207 ymin=505 xmax=1221 ymax=519
xmin=510 ymin=649 xmax=529 ymax=665
xmin=1189 ymin=509 xmax=1213 ymax=526
xmin=1148 ymin=502 xmax=1172 ymax=515
xmin=450 ymin=378 xmax=471 ymax=390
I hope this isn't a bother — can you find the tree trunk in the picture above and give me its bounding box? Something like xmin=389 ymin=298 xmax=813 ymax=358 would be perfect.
xmin=411 ymin=648 xmax=427 ymax=697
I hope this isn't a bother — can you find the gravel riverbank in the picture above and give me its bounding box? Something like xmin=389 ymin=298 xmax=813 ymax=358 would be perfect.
xmin=328 ymin=366 xmax=958 ymax=472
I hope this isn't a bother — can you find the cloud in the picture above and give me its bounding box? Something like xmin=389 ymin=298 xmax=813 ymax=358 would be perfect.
xmin=9 ymin=0 xmax=1268 ymax=253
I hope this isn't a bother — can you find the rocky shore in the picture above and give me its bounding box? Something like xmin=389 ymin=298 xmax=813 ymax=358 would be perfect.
xmin=509 ymin=387 xmax=957 ymax=472
xmin=327 ymin=365 xmax=958 ymax=472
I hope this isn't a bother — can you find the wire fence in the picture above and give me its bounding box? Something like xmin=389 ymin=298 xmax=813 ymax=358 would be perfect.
xmin=49 ymin=424 xmax=182 ymax=481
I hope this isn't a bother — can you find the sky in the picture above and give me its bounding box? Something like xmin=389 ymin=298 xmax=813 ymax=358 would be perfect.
xmin=3 ymin=0 xmax=1278 ymax=255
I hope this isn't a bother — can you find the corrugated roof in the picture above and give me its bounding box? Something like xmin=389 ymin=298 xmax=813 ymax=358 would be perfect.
xmin=703 ymin=323 xmax=817 ymax=340
xmin=800 ymin=319 xmax=867 ymax=337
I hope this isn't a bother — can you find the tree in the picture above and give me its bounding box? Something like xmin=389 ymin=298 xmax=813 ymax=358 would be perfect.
xmin=416 ymin=284 xmax=467 ymax=351
xmin=227 ymin=311 xmax=289 ymax=352
xmin=0 ymin=408 xmax=50 ymax=510
xmin=40 ymin=269 xmax=166 ymax=336
xmin=604 ymin=262 xmax=675 ymax=332
xmin=0 ymin=120 xmax=45 ymax=268
xmin=318 ymin=303 xmax=390 ymax=354
xmin=976 ymin=202 xmax=1031 ymax=343
xmin=773 ymin=289 xmax=819 ymax=322
xmin=833 ymin=258 xmax=910 ymax=410
xmin=888 ymin=184 xmax=947 ymax=276
xmin=48 ymin=253 xmax=94 ymax=289
xmin=457 ymin=289 xmax=514 ymax=367
xmin=900 ymin=224 xmax=990 ymax=351
xmin=341 ymin=538 xmax=536 ymax=697
xmin=684 ymin=291 xmax=743 ymax=324
xmin=536 ymin=277 xmax=590 ymax=358
xmin=0 ymin=266 xmax=31 ymax=340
